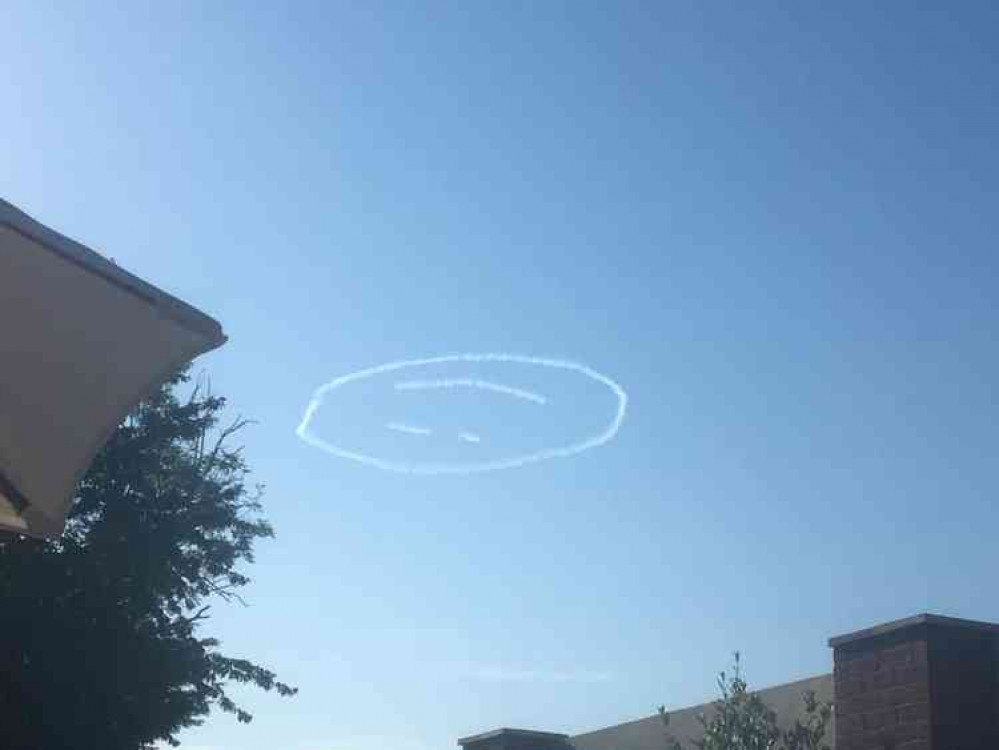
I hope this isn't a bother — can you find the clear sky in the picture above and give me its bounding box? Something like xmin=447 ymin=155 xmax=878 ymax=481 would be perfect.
xmin=4 ymin=3 xmax=998 ymax=749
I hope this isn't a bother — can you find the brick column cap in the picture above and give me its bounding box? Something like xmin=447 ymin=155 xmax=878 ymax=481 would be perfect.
xmin=458 ymin=729 xmax=569 ymax=748
xmin=829 ymin=613 xmax=999 ymax=648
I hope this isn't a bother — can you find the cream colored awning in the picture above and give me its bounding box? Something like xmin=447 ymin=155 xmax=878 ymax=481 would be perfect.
xmin=0 ymin=200 xmax=226 ymax=538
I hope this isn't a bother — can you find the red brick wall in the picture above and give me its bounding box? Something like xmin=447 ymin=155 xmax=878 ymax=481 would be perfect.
xmin=833 ymin=633 xmax=932 ymax=750
xmin=926 ymin=626 xmax=999 ymax=749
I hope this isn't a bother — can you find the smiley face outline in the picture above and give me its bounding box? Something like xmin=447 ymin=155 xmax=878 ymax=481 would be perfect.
xmin=296 ymin=353 xmax=627 ymax=474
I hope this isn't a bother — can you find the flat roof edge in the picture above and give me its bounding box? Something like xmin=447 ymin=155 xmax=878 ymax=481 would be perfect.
xmin=829 ymin=613 xmax=999 ymax=648
xmin=458 ymin=729 xmax=569 ymax=746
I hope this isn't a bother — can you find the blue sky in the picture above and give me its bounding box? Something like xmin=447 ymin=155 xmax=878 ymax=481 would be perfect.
xmin=4 ymin=2 xmax=998 ymax=749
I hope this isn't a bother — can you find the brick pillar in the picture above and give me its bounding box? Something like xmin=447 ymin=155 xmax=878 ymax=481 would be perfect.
xmin=829 ymin=614 xmax=999 ymax=750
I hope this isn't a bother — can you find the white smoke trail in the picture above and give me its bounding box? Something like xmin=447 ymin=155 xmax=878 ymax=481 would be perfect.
xmin=386 ymin=422 xmax=433 ymax=436
xmin=296 ymin=353 xmax=627 ymax=475
xmin=395 ymin=378 xmax=547 ymax=405
xmin=459 ymin=432 xmax=482 ymax=443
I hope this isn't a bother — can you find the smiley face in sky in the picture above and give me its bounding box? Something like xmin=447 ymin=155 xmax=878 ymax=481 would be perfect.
xmin=297 ymin=353 xmax=627 ymax=474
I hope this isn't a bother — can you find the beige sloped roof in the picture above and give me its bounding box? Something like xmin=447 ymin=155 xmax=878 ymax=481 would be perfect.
xmin=0 ymin=199 xmax=226 ymax=538
xmin=571 ymin=674 xmax=834 ymax=750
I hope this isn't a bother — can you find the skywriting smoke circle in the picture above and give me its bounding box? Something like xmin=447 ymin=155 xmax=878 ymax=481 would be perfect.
xmin=296 ymin=353 xmax=627 ymax=474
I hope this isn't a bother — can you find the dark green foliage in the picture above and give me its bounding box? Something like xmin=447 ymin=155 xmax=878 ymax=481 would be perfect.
xmin=659 ymin=654 xmax=831 ymax=750
xmin=0 ymin=373 xmax=296 ymax=750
